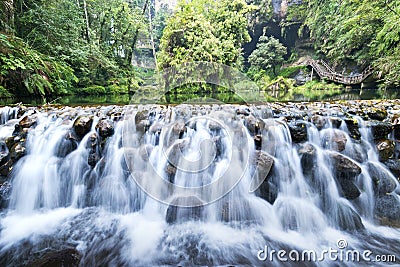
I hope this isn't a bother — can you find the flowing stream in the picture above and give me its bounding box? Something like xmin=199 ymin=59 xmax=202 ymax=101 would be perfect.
xmin=0 ymin=104 xmax=399 ymax=266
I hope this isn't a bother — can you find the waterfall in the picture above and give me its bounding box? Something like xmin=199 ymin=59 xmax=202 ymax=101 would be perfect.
xmin=0 ymin=104 xmax=399 ymax=266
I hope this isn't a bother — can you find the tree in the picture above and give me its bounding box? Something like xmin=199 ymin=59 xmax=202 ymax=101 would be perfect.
xmin=248 ymin=35 xmax=287 ymax=75
xmin=157 ymin=0 xmax=254 ymax=70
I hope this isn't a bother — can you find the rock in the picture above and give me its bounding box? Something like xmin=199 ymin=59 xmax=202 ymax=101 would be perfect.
xmin=369 ymin=121 xmax=392 ymax=141
xmin=0 ymin=141 xmax=10 ymax=166
xmin=19 ymin=114 xmax=38 ymax=128
xmin=251 ymin=151 xmax=274 ymax=192
xmin=245 ymin=115 xmax=264 ymax=136
xmin=288 ymin=121 xmax=308 ymax=143
xmin=87 ymin=133 xmax=100 ymax=167
xmin=96 ymin=119 xmax=114 ymax=138
xmin=329 ymin=152 xmax=362 ymax=178
xmin=334 ymin=203 xmax=364 ymax=231
xmin=322 ymin=130 xmax=347 ymax=152
xmin=10 ymin=142 xmax=26 ymax=161
xmin=0 ymin=182 xmax=11 ymax=210
xmin=0 ymin=159 xmax=13 ymax=176
xmin=55 ymin=131 xmax=78 ymax=158
xmin=166 ymin=196 xmax=204 ymax=224
xmin=394 ymin=124 xmax=400 ymax=140
xmin=294 ymin=70 xmax=308 ymax=86
xmin=376 ymin=140 xmax=395 ymax=161
xmin=255 ymin=179 xmax=278 ymax=205
xmin=366 ymin=108 xmax=387 ymax=121
xmin=73 ymin=115 xmax=94 ymax=138
xmin=383 ymin=159 xmax=400 ymax=177
xmin=344 ymin=118 xmax=361 ymax=140
xmin=25 ymin=248 xmax=81 ymax=267
xmin=5 ymin=136 xmax=16 ymax=151
xmin=221 ymin=199 xmax=256 ymax=222
xmin=254 ymin=135 xmax=262 ymax=150
xmin=329 ymin=117 xmax=342 ymax=129
xmin=375 ymin=194 xmax=400 ymax=226
xmin=338 ymin=179 xmax=361 ymax=200
xmin=311 ymin=115 xmax=326 ymax=130
xmin=298 ymin=143 xmax=316 ymax=177
xmin=367 ymin=162 xmax=397 ymax=196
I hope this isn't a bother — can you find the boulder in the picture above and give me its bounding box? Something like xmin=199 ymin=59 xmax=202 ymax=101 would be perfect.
xmin=375 ymin=194 xmax=400 ymax=226
xmin=338 ymin=179 xmax=361 ymax=200
xmin=334 ymin=203 xmax=364 ymax=231
xmin=166 ymin=196 xmax=204 ymax=224
xmin=311 ymin=115 xmax=326 ymax=130
xmin=0 ymin=182 xmax=11 ymax=210
xmin=96 ymin=119 xmax=114 ymax=138
xmin=87 ymin=133 xmax=100 ymax=167
xmin=376 ymin=139 xmax=395 ymax=161
xmin=0 ymin=141 xmax=10 ymax=166
xmin=344 ymin=118 xmax=361 ymax=140
xmin=251 ymin=151 xmax=274 ymax=193
xmin=367 ymin=162 xmax=397 ymax=196
xmin=329 ymin=117 xmax=342 ymax=129
xmin=369 ymin=121 xmax=392 ymax=141
xmin=329 ymin=152 xmax=362 ymax=178
xmin=394 ymin=124 xmax=400 ymax=140
xmin=366 ymin=108 xmax=387 ymax=121
xmin=25 ymin=248 xmax=81 ymax=267
xmin=322 ymin=130 xmax=347 ymax=152
xmin=73 ymin=115 xmax=94 ymax=138
xmin=10 ymin=142 xmax=26 ymax=161
xmin=19 ymin=114 xmax=38 ymax=129
xmin=298 ymin=143 xmax=316 ymax=177
xmin=288 ymin=121 xmax=308 ymax=143
xmin=383 ymin=159 xmax=400 ymax=177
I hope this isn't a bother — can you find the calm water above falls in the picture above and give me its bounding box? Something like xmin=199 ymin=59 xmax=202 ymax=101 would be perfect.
xmin=0 ymin=103 xmax=399 ymax=266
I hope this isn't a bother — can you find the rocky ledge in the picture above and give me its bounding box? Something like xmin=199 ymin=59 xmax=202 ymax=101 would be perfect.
xmin=0 ymin=100 xmax=400 ymax=227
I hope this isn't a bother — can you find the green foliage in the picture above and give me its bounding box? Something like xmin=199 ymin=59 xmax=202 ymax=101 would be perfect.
xmin=248 ymin=36 xmax=287 ymax=75
xmin=0 ymin=85 xmax=13 ymax=97
xmin=278 ymin=66 xmax=306 ymax=78
xmin=158 ymin=0 xmax=254 ymax=70
xmin=76 ymin=85 xmax=106 ymax=95
xmin=0 ymin=33 xmax=77 ymax=96
xmin=302 ymin=0 xmax=400 ymax=87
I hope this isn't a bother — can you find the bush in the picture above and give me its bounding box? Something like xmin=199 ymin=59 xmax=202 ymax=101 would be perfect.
xmin=0 ymin=85 xmax=13 ymax=98
xmin=77 ymin=86 xmax=106 ymax=95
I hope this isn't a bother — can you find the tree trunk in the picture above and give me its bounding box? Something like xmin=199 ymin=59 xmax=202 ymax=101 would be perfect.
xmin=148 ymin=0 xmax=157 ymax=68
xmin=2 ymin=0 xmax=15 ymax=33
xmin=128 ymin=0 xmax=150 ymax=65
xmin=82 ymin=0 xmax=91 ymax=44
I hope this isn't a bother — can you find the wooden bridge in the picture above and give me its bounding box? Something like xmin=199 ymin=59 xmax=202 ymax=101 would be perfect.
xmin=307 ymin=58 xmax=374 ymax=85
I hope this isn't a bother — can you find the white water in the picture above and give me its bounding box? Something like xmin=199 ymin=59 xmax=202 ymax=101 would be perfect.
xmin=0 ymin=105 xmax=399 ymax=266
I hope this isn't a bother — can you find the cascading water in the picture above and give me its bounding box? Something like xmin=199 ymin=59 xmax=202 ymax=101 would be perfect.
xmin=0 ymin=103 xmax=399 ymax=266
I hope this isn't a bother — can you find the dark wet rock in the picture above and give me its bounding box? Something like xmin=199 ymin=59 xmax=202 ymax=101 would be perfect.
xmin=254 ymin=150 xmax=274 ymax=184
xmin=0 ymin=181 xmax=11 ymax=210
xmin=73 ymin=115 xmax=94 ymax=138
xmin=245 ymin=115 xmax=264 ymax=136
xmin=366 ymin=108 xmax=387 ymax=121
xmin=376 ymin=139 xmax=395 ymax=161
xmin=139 ymin=144 xmax=153 ymax=161
xmin=19 ymin=114 xmax=38 ymax=129
xmin=0 ymin=159 xmax=13 ymax=176
xmin=330 ymin=152 xmax=362 ymax=178
xmin=322 ymin=130 xmax=347 ymax=152
xmin=5 ymin=136 xmax=17 ymax=151
xmin=329 ymin=117 xmax=342 ymax=129
xmin=254 ymin=134 xmax=262 ymax=150
xmin=166 ymin=196 xmax=204 ymax=224
xmin=294 ymin=70 xmax=308 ymax=85
xmin=393 ymin=124 xmax=400 ymax=140
xmin=10 ymin=142 xmax=26 ymax=161
xmin=288 ymin=121 xmax=308 ymax=143
xmin=334 ymin=203 xmax=364 ymax=231
xmin=311 ymin=115 xmax=326 ymax=130
xmin=338 ymin=179 xmax=361 ymax=200
xmin=367 ymin=162 xmax=397 ymax=196
xmin=221 ymin=199 xmax=256 ymax=222
xmin=375 ymin=194 xmax=400 ymax=226
xmin=96 ymin=119 xmax=114 ymax=138
xmin=135 ymin=110 xmax=149 ymax=124
xmin=369 ymin=121 xmax=392 ymax=141
xmin=298 ymin=143 xmax=316 ymax=177
xmin=55 ymin=131 xmax=78 ymax=158
xmin=344 ymin=118 xmax=361 ymax=140
xmin=87 ymin=133 xmax=100 ymax=167
xmin=0 ymin=141 xmax=10 ymax=166
xmin=255 ymin=179 xmax=278 ymax=205
xmin=25 ymin=248 xmax=81 ymax=267
xmin=383 ymin=159 xmax=400 ymax=177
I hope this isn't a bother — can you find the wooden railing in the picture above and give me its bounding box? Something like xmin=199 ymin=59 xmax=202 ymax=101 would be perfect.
xmin=307 ymin=59 xmax=374 ymax=85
